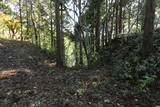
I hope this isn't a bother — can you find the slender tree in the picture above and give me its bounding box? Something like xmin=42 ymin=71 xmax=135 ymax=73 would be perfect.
xmin=55 ymin=0 xmax=64 ymax=67
xmin=50 ymin=0 xmax=54 ymax=49
xmin=95 ymin=0 xmax=102 ymax=53
xmin=19 ymin=0 xmax=23 ymax=40
xmin=79 ymin=0 xmax=83 ymax=65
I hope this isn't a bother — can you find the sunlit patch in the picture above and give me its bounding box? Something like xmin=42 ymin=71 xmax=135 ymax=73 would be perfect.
xmin=28 ymin=56 xmax=33 ymax=59
xmin=0 ymin=68 xmax=32 ymax=78
xmin=17 ymin=68 xmax=32 ymax=73
xmin=0 ymin=43 xmax=3 ymax=47
xmin=43 ymin=60 xmax=56 ymax=67
xmin=47 ymin=62 xmax=56 ymax=67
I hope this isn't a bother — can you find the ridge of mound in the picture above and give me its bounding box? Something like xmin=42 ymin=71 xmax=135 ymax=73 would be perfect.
xmin=0 ymin=39 xmax=46 ymax=70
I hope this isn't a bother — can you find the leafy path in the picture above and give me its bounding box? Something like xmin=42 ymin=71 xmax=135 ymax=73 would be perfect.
xmin=0 ymin=39 xmax=160 ymax=107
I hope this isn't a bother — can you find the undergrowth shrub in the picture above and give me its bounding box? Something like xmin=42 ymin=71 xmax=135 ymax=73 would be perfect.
xmin=138 ymin=74 xmax=157 ymax=92
xmin=108 ymin=32 xmax=160 ymax=92
xmin=112 ymin=52 xmax=160 ymax=92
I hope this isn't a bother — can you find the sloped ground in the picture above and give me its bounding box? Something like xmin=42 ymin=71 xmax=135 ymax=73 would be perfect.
xmin=0 ymin=38 xmax=46 ymax=70
xmin=0 ymin=39 xmax=56 ymax=106
xmin=0 ymin=38 xmax=160 ymax=107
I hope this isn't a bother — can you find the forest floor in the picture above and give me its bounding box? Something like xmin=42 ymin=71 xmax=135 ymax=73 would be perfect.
xmin=0 ymin=38 xmax=160 ymax=107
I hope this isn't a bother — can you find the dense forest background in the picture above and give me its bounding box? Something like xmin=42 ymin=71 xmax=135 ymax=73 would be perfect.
xmin=0 ymin=0 xmax=160 ymax=106
xmin=0 ymin=0 xmax=159 ymax=67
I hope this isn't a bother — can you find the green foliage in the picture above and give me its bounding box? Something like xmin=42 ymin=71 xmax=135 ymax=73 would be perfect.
xmin=5 ymin=19 xmax=20 ymax=31
xmin=48 ymin=69 xmax=56 ymax=74
xmin=77 ymin=88 xmax=86 ymax=96
xmin=112 ymin=59 xmax=133 ymax=80
xmin=106 ymin=32 xmax=160 ymax=92
xmin=138 ymin=74 xmax=157 ymax=93
xmin=132 ymin=56 xmax=141 ymax=63
xmin=92 ymin=81 xmax=98 ymax=87
xmin=0 ymin=2 xmax=12 ymax=14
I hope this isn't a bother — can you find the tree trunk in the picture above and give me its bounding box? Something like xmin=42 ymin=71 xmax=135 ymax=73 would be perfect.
xmin=141 ymin=0 xmax=155 ymax=57
xmin=50 ymin=0 xmax=54 ymax=49
xmin=128 ymin=5 xmax=131 ymax=33
xmin=19 ymin=0 xmax=23 ymax=41
xmin=60 ymin=3 xmax=65 ymax=65
xmin=26 ymin=0 xmax=29 ymax=40
xmin=95 ymin=1 xmax=101 ymax=53
xmin=55 ymin=0 xmax=64 ymax=67
xmin=119 ymin=0 xmax=123 ymax=34
xmin=115 ymin=1 xmax=119 ymax=37
xmin=30 ymin=0 xmax=38 ymax=45
xmin=136 ymin=0 xmax=140 ymax=30
xmin=79 ymin=0 xmax=83 ymax=65
xmin=101 ymin=22 xmax=105 ymax=48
